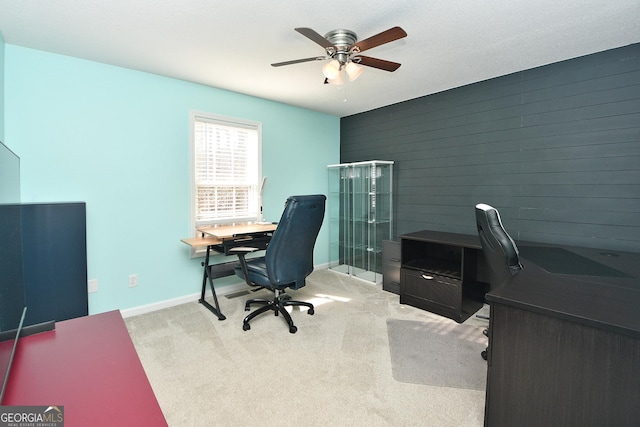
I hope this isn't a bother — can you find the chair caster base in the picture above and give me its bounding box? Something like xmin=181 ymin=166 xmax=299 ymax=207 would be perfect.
xmin=481 ymin=349 xmax=488 ymax=360
xmin=241 ymin=291 xmax=314 ymax=333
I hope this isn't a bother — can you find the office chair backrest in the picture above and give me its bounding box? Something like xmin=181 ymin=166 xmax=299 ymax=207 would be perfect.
xmin=265 ymin=194 xmax=326 ymax=289
xmin=475 ymin=203 xmax=523 ymax=289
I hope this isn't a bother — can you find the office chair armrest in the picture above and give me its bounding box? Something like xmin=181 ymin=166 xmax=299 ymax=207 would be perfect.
xmin=229 ymin=247 xmax=261 ymax=287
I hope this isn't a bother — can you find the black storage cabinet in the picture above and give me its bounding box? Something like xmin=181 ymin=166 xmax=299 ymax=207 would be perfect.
xmin=399 ymin=230 xmax=488 ymax=323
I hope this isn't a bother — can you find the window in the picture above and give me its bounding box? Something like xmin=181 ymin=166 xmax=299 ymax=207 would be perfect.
xmin=190 ymin=112 xmax=262 ymax=231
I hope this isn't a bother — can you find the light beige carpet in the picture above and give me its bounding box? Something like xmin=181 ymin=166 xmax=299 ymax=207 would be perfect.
xmin=125 ymin=269 xmax=488 ymax=426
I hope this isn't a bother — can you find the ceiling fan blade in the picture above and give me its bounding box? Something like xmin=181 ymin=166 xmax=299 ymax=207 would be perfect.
xmin=295 ymin=27 xmax=334 ymax=49
xmin=352 ymin=27 xmax=407 ymax=53
xmin=271 ymin=56 xmax=325 ymax=67
xmin=356 ymin=56 xmax=402 ymax=72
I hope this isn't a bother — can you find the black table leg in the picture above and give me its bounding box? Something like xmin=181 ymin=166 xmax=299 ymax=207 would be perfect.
xmin=199 ymin=245 xmax=226 ymax=321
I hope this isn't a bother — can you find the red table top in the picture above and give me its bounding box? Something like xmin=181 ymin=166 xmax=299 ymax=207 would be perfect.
xmin=3 ymin=310 xmax=167 ymax=426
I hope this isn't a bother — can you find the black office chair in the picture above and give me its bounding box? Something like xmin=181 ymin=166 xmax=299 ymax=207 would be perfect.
xmin=475 ymin=203 xmax=523 ymax=359
xmin=231 ymin=195 xmax=326 ymax=334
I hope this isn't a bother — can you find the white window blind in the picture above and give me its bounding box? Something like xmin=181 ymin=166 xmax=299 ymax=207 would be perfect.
xmin=191 ymin=112 xmax=261 ymax=227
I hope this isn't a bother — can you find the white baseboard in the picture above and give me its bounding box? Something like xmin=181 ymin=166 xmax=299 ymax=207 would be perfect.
xmin=119 ymin=264 xmax=330 ymax=319
xmin=120 ymin=280 xmax=250 ymax=318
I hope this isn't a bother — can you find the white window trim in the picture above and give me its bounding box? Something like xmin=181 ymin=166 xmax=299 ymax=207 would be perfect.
xmin=189 ymin=110 xmax=262 ymax=238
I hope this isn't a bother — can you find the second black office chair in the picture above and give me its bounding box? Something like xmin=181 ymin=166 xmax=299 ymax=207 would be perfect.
xmin=231 ymin=195 xmax=326 ymax=334
xmin=475 ymin=203 xmax=523 ymax=359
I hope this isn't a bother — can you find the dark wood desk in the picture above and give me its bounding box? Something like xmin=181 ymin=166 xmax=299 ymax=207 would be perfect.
xmin=3 ymin=311 xmax=167 ymax=426
xmin=485 ymin=243 xmax=640 ymax=427
xmin=181 ymin=223 xmax=277 ymax=320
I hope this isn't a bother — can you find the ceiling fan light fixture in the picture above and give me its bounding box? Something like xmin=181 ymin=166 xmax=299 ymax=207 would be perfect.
xmin=276 ymin=26 xmax=407 ymax=89
xmin=328 ymin=71 xmax=344 ymax=86
xmin=345 ymin=61 xmax=363 ymax=81
xmin=322 ymin=59 xmax=341 ymax=79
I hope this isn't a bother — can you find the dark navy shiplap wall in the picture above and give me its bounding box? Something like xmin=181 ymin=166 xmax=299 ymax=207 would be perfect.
xmin=340 ymin=43 xmax=640 ymax=252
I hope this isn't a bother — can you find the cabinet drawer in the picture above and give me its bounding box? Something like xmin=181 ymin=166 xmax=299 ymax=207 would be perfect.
xmin=383 ymin=240 xmax=401 ymax=294
xmin=383 ymin=240 xmax=401 ymax=263
xmin=383 ymin=263 xmax=401 ymax=294
xmin=400 ymin=268 xmax=462 ymax=312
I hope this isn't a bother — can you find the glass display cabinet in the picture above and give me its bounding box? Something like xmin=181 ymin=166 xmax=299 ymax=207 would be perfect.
xmin=327 ymin=160 xmax=393 ymax=283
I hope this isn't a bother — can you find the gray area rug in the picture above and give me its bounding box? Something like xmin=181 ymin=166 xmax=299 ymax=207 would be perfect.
xmin=387 ymin=318 xmax=487 ymax=390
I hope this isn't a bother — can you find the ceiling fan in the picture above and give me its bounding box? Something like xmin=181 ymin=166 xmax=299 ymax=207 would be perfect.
xmin=272 ymin=26 xmax=407 ymax=85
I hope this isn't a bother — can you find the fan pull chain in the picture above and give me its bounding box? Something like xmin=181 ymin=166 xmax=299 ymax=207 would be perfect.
xmin=343 ymin=79 xmax=348 ymax=103
xmin=339 ymin=69 xmax=347 ymax=103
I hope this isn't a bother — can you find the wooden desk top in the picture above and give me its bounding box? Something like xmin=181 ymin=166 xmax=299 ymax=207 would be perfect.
xmin=3 ymin=311 xmax=167 ymax=426
xmin=488 ymin=242 xmax=640 ymax=338
xmin=198 ymin=222 xmax=277 ymax=240
xmin=181 ymin=223 xmax=277 ymax=248
xmin=180 ymin=236 xmax=222 ymax=247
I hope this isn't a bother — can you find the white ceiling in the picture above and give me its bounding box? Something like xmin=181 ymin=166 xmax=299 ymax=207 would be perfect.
xmin=1 ymin=0 xmax=639 ymax=117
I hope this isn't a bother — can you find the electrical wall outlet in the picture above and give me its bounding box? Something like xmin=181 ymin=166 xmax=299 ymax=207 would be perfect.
xmin=128 ymin=274 xmax=138 ymax=288
xmin=88 ymin=279 xmax=98 ymax=293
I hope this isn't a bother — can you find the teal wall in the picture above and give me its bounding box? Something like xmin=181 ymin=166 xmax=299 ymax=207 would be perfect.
xmin=0 ymin=32 xmax=5 ymax=141
xmin=4 ymin=45 xmax=339 ymax=314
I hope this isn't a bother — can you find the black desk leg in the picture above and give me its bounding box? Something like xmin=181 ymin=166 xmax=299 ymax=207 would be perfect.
xmin=199 ymin=245 xmax=226 ymax=321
